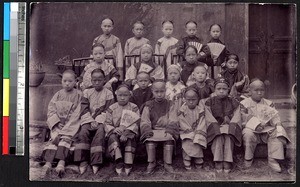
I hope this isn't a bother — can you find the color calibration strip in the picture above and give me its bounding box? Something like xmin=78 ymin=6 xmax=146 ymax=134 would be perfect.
xmin=3 ymin=2 xmax=11 ymax=155
xmin=2 ymin=2 xmax=26 ymax=155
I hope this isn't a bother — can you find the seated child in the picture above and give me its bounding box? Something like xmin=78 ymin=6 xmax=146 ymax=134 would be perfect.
xmin=165 ymin=64 xmax=185 ymax=110
xmin=129 ymin=71 xmax=153 ymax=111
xmin=186 ymin=65 xmax=214 ymax=99
xmin=74 ymin=68 xmax=115 ymax=174
xmin=155 ymin=20 xmax=179 ymax=67
xmin=219 ymin=54 xmax=249 ymax=100
xmin=104 ymin=84 xmax=140 ymax=176
xmin=176 ymin=20 xmax=210 ymax=64
xmin=206 ymin=24 xmax=230 ymax=78
xmin=140 ymin=80 xmax=179 ymax=174
xmin=178 ymin=87 xmax=207 ymax=170
xmin=124 ymin=21 xmax=150 ymax=68
xmin=166 ymin=64 xmax=186 ymax=101
xmin=79 ymin=43 xmax=119 ymax=90
xmin=125 ymin=44 xmax=165 ymax=89
xmin=180 ymin=45 xmax=208 ymax=85
xmin=41 ymin=70 xmax=82 ymax=177
xmin=93 ymin=18 xmax=124 ymax=79
xmin=200 ymin=77 xmax=242 ymax=173
xmin=241 ymin=79 xmax=290 ymax=172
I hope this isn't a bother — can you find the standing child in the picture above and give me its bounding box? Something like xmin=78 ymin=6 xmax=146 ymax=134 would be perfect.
xmin=200 ymin=77 xmax=242 ymax=173
xmin=241 ymin=79 xmax=290 ymax=172
xmin=79 ymin=43 xmax=119 ymax=90
xmin=124 ymin=21 xmax=150 ymax=68
xmin=206 ymin=24 xmax=230 ymax=78
xmin=180 ymin=45 xmax=208 ymax=85
xmin=104 ymin=84 xmax=140 ymax=176
xmin=74 ymin=68 xmax=115 ymax=174
xmin=155 ymin=20 xmax=179 ymax=68
xmin=140 ymin=80 xmax=179 ymax=174
xmin=125 ymin=44 xmax=165 ymax=89
xmin=176 ymin=21 xmax=211 ymax=64
xmin=178 ymin=87 xmax=207 ymax=170
xmin=186 ymin=65 xmax=214 ymax=99
xmin=93 ymin=18 xmax=124 ymax=79
xmin=219 ymin=54 xmax=249 ymax=100
xmin=42 ymin=70 xmax=82 ymax=177
xmin=129 ymin=71 xmax=153 ymax=111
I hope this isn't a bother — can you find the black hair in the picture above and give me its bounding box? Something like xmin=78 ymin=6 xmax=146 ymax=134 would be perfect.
xmin=162 ymin=20 xmax=174 ymax=26
xmin=209 ymin=23 xmax=222 ymax=31
xmin=184 ymin=45 xmax=198 ymax=55
xmin=137 ymin=71 xmax=150 ymax=79
xmin=184 ymin=86 xmax=199 ymax=98
xmin=101 ymin=17 xmax=114 ymax=25
xmin=226 ymin=53 xmax=239 ymax=62
xmin=63 ymin=69 xmax=77 ymax=79
xmin=91 ymin=68 xmax=105 ymax=77
xmin=133 ymin=21 xmax=145 ymax=28
xmin=116 ymin=82 xmax=131 ymax=91
xmin=91 ymin=43 xmax=105 ymax=51
xmin=185 ymin=20 xmax=197 ymax=27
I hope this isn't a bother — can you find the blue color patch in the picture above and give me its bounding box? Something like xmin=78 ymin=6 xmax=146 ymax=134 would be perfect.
xmin=4 ymin=3 xmax=10 ymax=40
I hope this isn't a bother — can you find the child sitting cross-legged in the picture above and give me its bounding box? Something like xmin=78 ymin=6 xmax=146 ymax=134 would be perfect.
xmin=178 ymin=86 xmax=207 ymax=170
xmin=104 ymin=84 xmax=140 ymax=176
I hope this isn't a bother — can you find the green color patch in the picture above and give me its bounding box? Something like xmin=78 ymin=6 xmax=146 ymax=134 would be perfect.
xmin=3 ymin=41 xmax=10 ymax=78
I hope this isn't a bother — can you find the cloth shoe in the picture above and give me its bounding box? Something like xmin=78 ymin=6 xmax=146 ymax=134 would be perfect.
xmin=215 ymin=161 xmax=223 ymax=173
xmin=164 ymin=163 xmax=175 ymax=173
xmin=268 ymin=158 xmax=282 ymax=173
xmin=92 ymin=165 xmax=100 ymax=174
xmin=146 ymin=161 xmax=156 ymax=174
xmin=244 ymin=159 xmax=253 ymax=168
xmin=79 ymin=161 xmax=88 ymax=174
xmin=223 ymin=162 xmax=232 ymax=173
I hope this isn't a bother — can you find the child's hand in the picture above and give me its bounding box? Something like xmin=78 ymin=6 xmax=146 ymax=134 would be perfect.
xmin=104 ymin=82 xmax=112 ymax=88
xmin=91 ymin=121 xmax=98 ymax=130
xmin=165 ymin=132 xmax=172 ymax=137
xmin=114 ymin=126 xmax=125 ymax=135
xmin=57 ymin=122 xmax=64 ymax=130
xmin=111 ymin=77 xmax=118 ymax=83
xmin=120 ymin=135 xmax=127 ymax=142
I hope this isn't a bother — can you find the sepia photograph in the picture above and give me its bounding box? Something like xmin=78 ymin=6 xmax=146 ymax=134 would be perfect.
xmin=29 ymin=2 xmax=296 ymax=182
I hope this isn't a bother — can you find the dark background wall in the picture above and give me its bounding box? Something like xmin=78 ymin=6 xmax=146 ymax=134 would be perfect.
xmin=30 ymin=2 xmax=248 ymax=74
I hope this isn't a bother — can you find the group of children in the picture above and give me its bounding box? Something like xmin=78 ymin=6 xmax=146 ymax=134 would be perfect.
xmin=41 ymin=18 xmax=290 ymax=178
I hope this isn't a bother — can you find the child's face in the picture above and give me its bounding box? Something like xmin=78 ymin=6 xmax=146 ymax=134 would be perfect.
xmin=168 ymin=69 xmax=180 ymax=84
xmin=250 ymin=81 xmax=265 ymax=102
xmin=226 ymin=59 xmax=238 ymax=70
xmin=133 ymin=23 xmax=144 ymax=38
xmin=185 ymin=90 xmax=199 ymax=109
xmin=210 ymin=25 xmax=221 ymax=39
xmin=101 ymin=19 xmax=113 ymax=35
xmin=193 ymin=66 xmax=207 ymax=83
xmin=186 ymin=22 xmax=197 ymax=36
xmin=137 ymin=73 xmax=150 ymax=90
xmin=116 ymin=87 xmax=131 ymax=106
xmin=162 ymin=22 xmax=174 ymax=38
xmin=62 ymin=73 xmax=76 ymax=92
xmin=91 ymin=72 xmax=105 ymax=91
xmin=152 ymin=82 xmax=166 ymax=102
xmin=185 ymin=47 xmax=197 ymax=64
xmin=140 ymin=47 xmax=152 ymax=62
xmin=92 ymin=46 xmax=105 ymax=63
xmin=215 ymin=83 xmax=229 ymax=98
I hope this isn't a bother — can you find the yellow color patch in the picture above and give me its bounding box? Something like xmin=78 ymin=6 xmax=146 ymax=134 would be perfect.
xmin=3 ymin=79 xmax=9 ymax=116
